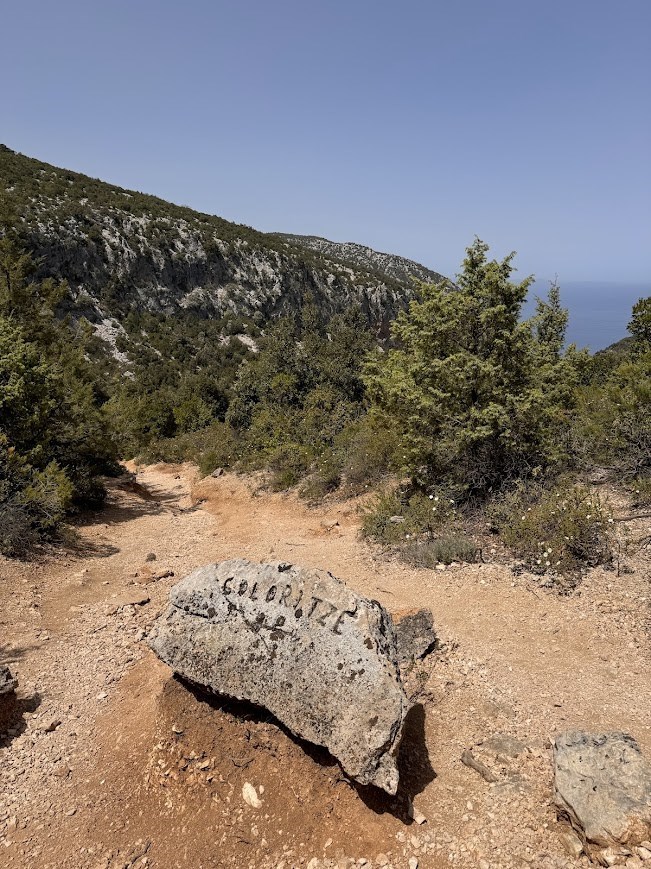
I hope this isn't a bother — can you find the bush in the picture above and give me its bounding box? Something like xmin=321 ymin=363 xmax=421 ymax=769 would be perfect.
xmin=492 ymin=481 xmax=613 ymax=575
xmin=298 ymin=449 xmax=342 ymax=503
xmin=335 ymin=413 xmax=401 ymax=494
xmin=138 ymin=422 xmax=241 ymax=477
xmin=266 ymin=443 xmax=313 ymax=491
xmin=361 ymin=487 xmax=459 ymax=544
xmin=403 ymin=535 xmax=478 ymax=567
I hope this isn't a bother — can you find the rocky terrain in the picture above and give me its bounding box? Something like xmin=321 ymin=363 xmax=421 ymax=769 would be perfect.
xmin=1 ymin=464 xmax=650 ymax=868
xmin=277 ymin=235 xmax=445 ymax=287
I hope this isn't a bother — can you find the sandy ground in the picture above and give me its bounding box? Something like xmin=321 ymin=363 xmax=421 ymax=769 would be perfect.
xmin=0 ymin=463 xmax=649 ymax=869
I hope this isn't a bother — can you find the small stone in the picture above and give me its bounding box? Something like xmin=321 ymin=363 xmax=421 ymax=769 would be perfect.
xmin=43 ymin=719 xmax=61 ymax=733
xmin=375 ymin=856 xmax=389 ymax=867
xmin=145 ymin=553 xmax=157 ymax=562
xmin=242 ymin=782 xmax=262 ymax=809
xmin=96 ymin=692 xmax=108 ymax=701
xmin=65 ymin=808 xmax=76 ymax=817
xmin=409 ymin=859 xmax=419 ymax=869
xmin=171 ymin=725 xmax=183 ymax=734
xmin=557 ymin=828 xmax=584 ymax=858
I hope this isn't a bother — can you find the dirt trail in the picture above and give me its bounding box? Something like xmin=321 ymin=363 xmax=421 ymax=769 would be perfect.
xmin=0 ymin=464 xmax=649 ymax=869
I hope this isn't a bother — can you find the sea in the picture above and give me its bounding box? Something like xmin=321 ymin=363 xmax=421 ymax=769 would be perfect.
xmin=524 ymin=281 xmax=649 ymax=352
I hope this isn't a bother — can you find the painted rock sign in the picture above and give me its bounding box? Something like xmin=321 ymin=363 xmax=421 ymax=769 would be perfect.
xmin=148 ymin=559 xmax=410 ymax=793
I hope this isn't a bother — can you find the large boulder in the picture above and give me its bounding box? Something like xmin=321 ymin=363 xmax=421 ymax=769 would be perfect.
xmin=553 ymin=731 xmax=651 ymax=863
xmin=148 ymin=560 xmax=410 ymax=793
xmin=0 ymin=665 xmax=17 ymax=734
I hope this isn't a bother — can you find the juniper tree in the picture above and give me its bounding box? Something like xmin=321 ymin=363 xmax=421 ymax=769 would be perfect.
xmin=363 ymin=238 xmax=578 ymax=496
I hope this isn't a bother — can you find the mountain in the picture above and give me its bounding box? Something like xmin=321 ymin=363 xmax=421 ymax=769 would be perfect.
xmin=276 ymin=234 xmax=444 ymax=286
xmin=0 ymin=146 xmax=442 ymax=355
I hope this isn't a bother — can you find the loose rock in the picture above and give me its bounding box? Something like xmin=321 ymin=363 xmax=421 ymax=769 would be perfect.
xmin=393 ymin=609 xmax=437 ymax=664
xmin=149 ymin=559 xmax=410 ymax=793
xmin=553 ymin=731 xmax=651 ymax=859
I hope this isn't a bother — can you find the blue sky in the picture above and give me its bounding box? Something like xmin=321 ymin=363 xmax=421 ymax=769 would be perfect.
xmin=2 ymin=0 xmax=649 ymax=285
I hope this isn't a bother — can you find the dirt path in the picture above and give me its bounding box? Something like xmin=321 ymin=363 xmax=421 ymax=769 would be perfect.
xmin=0 ymin=464 xmax=649 ymax=869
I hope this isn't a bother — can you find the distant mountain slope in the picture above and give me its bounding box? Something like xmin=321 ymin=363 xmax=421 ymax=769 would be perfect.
xmin=0 ymin=146 xmax=444 ymax=344
xmin=277 ymin=234 xmax=444 ymax=286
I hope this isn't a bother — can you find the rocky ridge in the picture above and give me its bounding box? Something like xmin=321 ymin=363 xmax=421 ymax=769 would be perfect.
xmin=1 ymin=146 xmax=443 ymax=358
xmin=278 ymin=234 xmax=445 ymax=287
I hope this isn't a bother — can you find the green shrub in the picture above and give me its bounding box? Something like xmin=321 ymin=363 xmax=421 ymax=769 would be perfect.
xmin=298 ymin=449 xmax=342 ymax=503
xmin=266 ymin=443 xmax=313 ymax=491
xmin=492 ymin=482 xmax=613 ymax=575
xmin=403 ymin=535 xmax=478 ymax=567
xmin=138 ymin=422 xmax=241 ymax=477
xmin=335 ymin=413 xmax=401 ymax=495
xmin=361 ymin=487 xmax=459 ymax=544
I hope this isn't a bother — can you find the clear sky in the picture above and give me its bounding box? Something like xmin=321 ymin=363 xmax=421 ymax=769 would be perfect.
xmin=3 ymin=0 xmax=650 ymax=284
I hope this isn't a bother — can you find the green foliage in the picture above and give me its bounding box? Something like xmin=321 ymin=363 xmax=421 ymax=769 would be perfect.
xmin=224 ymin=306 xmax=374 ymax=490
xmin=138 ymin=421 xmax=242 ymax=478
xmin=361 ymin=487 xmax=459 ymax=545
xmin=364 ymin=239 xmax=582 ymax=496
xmin=403 ymin=535 xmax=478 ymax=567
xmin=571 ymin=298 xmax=651 ymax=487
xmin=0 ymin=232 xmax=117 ymax=553
xmin=266 ymin=443 xmax=313 ymax=491
xmin=491 ymin=481 xmax=613 ymax=576
xmin=628 ymin=296 xmax=651 ymax=347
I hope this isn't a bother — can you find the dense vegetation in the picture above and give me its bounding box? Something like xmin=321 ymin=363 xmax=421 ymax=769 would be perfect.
xmin=0 ymin=155 xmax=648 ymax=579
xmin=0 ymin=222 xmax=118 ymax=553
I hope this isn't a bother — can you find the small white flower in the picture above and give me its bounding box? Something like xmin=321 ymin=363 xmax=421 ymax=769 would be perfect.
xmin=536 ymin=559 xmax=541 ymax=564
xmin=521 ymin=515 xmax=526 ymax=521
xmin=608 ymin=518 xmax=613 ymax=523
xmin=429 ymin=494 xmax=434 ymax=499
xmin=545 ymin=560 xmax=551 ymax=566
xmin=434 ymin=496 xmax=439 ymax=501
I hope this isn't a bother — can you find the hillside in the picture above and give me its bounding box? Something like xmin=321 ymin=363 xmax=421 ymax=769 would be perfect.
xmin=0 ymin=146 xmax=440 ymax=352
xmin=277 ymin=234 xmax=445 ymax=286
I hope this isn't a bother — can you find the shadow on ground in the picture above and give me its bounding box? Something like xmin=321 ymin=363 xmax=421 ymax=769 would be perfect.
xmin=172 ymin=677 xmax=435 ymax=821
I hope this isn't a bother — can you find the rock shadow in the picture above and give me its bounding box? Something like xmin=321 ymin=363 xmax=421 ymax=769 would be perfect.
xmin=355 ymin=703 xmax=436 ymax=821
xmin=0 ymin=690 xmax=41 ymax=746
xmin=171 ymin=676 xmax=434 ymax=821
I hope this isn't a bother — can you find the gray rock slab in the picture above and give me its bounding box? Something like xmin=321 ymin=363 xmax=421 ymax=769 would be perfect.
xmin=553 ymin=731 xmax=651 ymax=852
xmin=393 ymin=608 xmax=437 ymax=664
xmin=148 ymin=560 xmax=410 ymax=793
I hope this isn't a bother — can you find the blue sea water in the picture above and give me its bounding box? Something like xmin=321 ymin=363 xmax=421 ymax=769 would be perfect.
xmin=524 ymin=281 xmax=649 ymax=352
